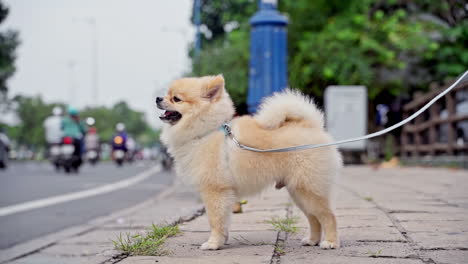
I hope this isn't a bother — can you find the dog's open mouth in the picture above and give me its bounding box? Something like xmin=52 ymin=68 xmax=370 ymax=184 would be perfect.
xmin=159 ymin=110 xmax=182 ymax=124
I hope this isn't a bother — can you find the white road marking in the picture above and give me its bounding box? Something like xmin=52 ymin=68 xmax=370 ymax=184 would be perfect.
xmin=0 ymin=165 xmax=161 ymax=217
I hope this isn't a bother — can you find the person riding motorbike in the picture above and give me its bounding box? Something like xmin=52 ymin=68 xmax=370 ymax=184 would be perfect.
xmin=0 ymin=127 xmax=10 ymax=169
xmin=43 ymin=106 xmax=63 ymax=170
xmin=84 ymin=126 xmax=100 ymax=164
xmin=111 ymin=123 xmax=128 ymax=165
xmin=61 ymin=107 xmax=87 ymax=171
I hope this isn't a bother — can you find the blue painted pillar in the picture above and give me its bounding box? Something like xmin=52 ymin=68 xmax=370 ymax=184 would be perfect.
xmin=247 ymin=0 xmax=288 ymax=113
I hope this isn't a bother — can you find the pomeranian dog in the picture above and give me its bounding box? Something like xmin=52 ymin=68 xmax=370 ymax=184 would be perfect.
xmin=157 ymin=75 xmax=342 ymax=250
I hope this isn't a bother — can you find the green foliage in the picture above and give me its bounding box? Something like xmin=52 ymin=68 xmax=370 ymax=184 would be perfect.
xmin=190 ymin=0 xmax=468 ymax=107
xmin=191 ymin=0 xmax=256 ymax=42
xmin=285 ymin=0 xmax=433 ymax=99
xmin=112 ymin=224 xmax=180 ymax=256
xmin=424 ymin=20 xmax=468 ymax=83
xmin=265 ymin=216 xmax=300 ymax=233
xmin=0 ymin=1 xmax=19 ymax=95
xmin=10 ymin=95 xmax=61 ymax=148
xmin=196 ymin=30 xmax=250 ymax=109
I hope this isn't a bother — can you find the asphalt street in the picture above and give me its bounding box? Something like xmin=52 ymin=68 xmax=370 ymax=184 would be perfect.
xmin=0 ymin=161 xmax=173 ymax=250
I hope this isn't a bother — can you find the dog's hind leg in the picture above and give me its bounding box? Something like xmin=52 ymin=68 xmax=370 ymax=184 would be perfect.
xmin=287 ymin=186 xmax=339 ymax=249
xmin=200 ymin=188 xmax=236 ymax=250
xmin=288 ymin=189 xmax=322 ymax=246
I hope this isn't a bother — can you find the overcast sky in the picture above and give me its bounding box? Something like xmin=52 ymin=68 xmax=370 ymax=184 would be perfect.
xmin=1 ymin=0 xmax=195 ymax=128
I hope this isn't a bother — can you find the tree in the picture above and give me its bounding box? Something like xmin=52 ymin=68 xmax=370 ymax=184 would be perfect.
xmin=0 ymin=1 xmax=19 ymax=96
xmin=190 ymin=0 xmax=255 ymax=112
xmin=189 ymin=0 xmax=468 ymax=108
xmin=11 ymin=95 xmax=59 ymax=148
xmin=191 ymin=0 xmax=256 ymax=44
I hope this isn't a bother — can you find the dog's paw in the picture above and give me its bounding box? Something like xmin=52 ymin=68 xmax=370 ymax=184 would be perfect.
xmin=200 ymin=241 xmax=222 ymax=250
xmin=319 ymin=240 xmax=339 ymax=249
xmin=301 ymin=237 xmax=320 ymax=246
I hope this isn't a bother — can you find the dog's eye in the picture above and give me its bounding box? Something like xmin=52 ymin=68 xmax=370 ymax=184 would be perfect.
xmin=173 ymin=96 xmax=181 ymax=103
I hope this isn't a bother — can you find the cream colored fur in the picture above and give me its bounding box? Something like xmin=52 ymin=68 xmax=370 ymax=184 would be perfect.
xmin=159 ymin=75 xmax=342 ymax=251
xmin=255 ymin=89 xmax=324 ymax=130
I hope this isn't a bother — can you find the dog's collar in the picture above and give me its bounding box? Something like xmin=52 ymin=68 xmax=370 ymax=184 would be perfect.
xmin=220 ymin=122 xmax=232 ymax=137
xmin=193 ymin=122 xmax=232 ymax=141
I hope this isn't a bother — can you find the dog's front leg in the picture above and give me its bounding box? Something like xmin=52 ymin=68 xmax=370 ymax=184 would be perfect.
xmin=200 ymin=188 xmax=236 ymax=250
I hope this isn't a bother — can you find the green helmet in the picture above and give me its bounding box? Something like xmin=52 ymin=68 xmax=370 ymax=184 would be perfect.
xmin=68 ymin=106 xmax=79 ymax=116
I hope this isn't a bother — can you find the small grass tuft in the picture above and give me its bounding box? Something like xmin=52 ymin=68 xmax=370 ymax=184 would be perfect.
xmin=274 ymin=241 xmax=287 ymax=255
xmin=364 ymin=196 xmax=373 ymax=202
xmin=265 ymin=216 xmax=299 ymax=233
xmin=112 ymin=224 xmax=180 ymax=256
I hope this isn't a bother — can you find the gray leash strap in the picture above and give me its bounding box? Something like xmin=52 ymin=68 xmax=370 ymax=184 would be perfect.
xmin=223 ymin=70 xmax=468 ymax=153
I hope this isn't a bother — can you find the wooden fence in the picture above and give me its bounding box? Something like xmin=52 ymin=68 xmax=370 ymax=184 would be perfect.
xmin=401 ymin=80 xmax=468 ymax=157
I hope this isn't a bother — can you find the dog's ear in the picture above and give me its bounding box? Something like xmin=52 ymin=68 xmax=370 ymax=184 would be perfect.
xmin=203 ymin=74 xmax=224 ymax=101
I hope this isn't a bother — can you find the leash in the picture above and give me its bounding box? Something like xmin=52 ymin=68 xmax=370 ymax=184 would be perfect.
xmin=223 ymin=70 xmax=468 ymax=153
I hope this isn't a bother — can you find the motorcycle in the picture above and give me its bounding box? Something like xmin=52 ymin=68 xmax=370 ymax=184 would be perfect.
xmin=112 ymin=135 xmax=126 ymax=166
xmin=60 ymin=136 xmax=82 ymax=173
xmin=86 ymin=148 xmax=100 ymax=165
xmin=0 ymin=139 xmax=8 ymax=169
xmin=48 ymin=144 xmax=61 ymax=171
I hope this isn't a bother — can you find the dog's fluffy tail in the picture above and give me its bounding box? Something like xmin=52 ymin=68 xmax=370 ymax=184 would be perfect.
xmin=254 ymin=89 xmax=324 ymax=129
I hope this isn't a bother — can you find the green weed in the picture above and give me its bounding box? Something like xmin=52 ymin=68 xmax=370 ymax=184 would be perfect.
xmin=265 ymin=216 xmax=300 ymax=233
xmin=112 ymin=224 xmax=180 ymax=256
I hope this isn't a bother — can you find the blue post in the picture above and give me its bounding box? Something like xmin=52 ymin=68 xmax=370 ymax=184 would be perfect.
xmin=247 ymin=0 xmax=288 ymax=113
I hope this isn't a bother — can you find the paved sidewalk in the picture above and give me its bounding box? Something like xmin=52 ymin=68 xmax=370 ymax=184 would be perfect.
xmin=5 ymin=166 xmax=468 ymax=264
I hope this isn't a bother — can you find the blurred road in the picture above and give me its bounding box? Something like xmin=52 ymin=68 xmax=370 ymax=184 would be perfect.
xmin=0 ymin=161 xmax=172 ymax=250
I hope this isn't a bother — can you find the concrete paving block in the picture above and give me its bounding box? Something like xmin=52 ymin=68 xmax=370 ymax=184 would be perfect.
xmin=282 ymin=254 xmax=423 ymax=264
xmin=9 ymin=253 xmax=108 ymax=264
xmin=180 ymin=209 xmax=285 ymax=233
xmin=119 ymin=255 xmax=271 ymax=264
xmin=61 ymin=228 xmax=145 ymax=245
xmin=378 ymin=202 xmax=465 ymax=214
xmin=336 ymin=208 xmax=387 ymax=217
xmin=420 ymin=249 xmax=468 ymax=264
xmin=101 ymin=203 xmax=203 ymax=229
xmin=338 ymin=214 xmax=395 ymax=229
xmin=392 ymin=213 xmax=468 ymax=222
xmin=400 ymin=220 xmax=468 ymax=233
xmin=286 ymin=234 xmax=415 ymax=258
xmin=230 ymin=208 xmax=287 ymax=231
xmin=178 ymin=215 xmax=210 ymax=232
xmin=40 ymin=243 xmax=109 ymax=257
xmin=409 ymin=231 xmax=468 ymax=249
xmin=339 ymin=226 xmax=406 ymax=242
xmin=162 ymin=230 xmax=276 ymax=258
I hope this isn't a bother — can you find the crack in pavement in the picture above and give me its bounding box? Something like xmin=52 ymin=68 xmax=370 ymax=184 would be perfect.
xmin=269 ymin=204 xmax=292 ymax=264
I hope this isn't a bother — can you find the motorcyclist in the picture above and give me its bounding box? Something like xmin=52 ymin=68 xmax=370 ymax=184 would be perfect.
xmin=0 ymin=127 xmax=10 ymax=169
xmin=84 ymin=124 xmax=100 ymax=164
xmin=61 ymin=107 xmax=87 ymax=165
xmin=84 ymin=117 xmax=100 ymax=152
xmin=112 ymin=123 xmax=128 ymax=152
xmin=44 ymin=106 xmax=63 ymax=146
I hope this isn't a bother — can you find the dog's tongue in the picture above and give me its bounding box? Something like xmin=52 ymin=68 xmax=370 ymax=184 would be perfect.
xmin=164 ymin=111 xmax=173 ymax=116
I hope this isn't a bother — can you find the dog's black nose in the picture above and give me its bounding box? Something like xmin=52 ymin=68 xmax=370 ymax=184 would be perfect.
xmin=156 ymin=97 xmax=163 ymax=104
